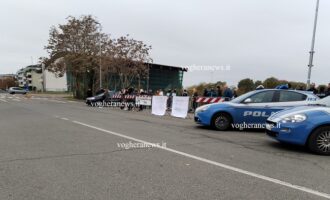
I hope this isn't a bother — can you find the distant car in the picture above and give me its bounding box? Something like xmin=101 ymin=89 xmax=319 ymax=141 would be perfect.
xmin=86 ymin=90 xmax=115 ymax=106
xmin=266 ymin=96 xmax=330 ymax=155
xmin=194 ymin=89 xmax=319 ymax=131
xmin=8 ymin=87 xmax=27 ymax=95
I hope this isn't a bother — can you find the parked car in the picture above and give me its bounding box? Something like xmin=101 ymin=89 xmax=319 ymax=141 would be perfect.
xmin=266 ymin=96 xmax=330 ymax=155
xmin=86 ymin=90 xmax=116 ymax=106
xmin=194 ymin=89 xmax=319 ymax=131
xmin=8 ymin=87 xmax=27 ymax=95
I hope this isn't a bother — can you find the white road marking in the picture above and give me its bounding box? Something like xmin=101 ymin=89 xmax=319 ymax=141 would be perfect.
xmin=49 ymin=100 xmax=67 ymax=103
xmin=69 ymin=120 xmax=330 ymax=199
xmin=60 ymin=117 xmax=69 ymax=121
xmin=0 ymin=99 xmax=8 ymax=103
xmin=12 ymin=99 xmax=21 ymax=102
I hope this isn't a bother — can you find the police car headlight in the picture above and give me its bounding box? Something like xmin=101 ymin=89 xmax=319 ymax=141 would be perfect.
xmin=280 ymin=114 xmax=307 ymax=123
xmin=196 ymin=105 xmax=211 ymax=113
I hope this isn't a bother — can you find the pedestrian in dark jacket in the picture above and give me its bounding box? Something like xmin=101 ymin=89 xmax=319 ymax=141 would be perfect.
xmin=216 ymin=85 xmax=222 ymax=97
xmin=223 ymin=85 xmax=233 ymax=101
xmin=182 ymin=89 xmax=188 ymax=96
xmin=203 ymin=88 xmax=209 ymax=97
xmin=317 ymin=86 xmax=327 ymax=99
xmin=209 ymin=88 xmax=217 ymax=97
xmin=192 ymin=89 xmax=198 ymax=111
xmin=307 ymin=83 xmax=318 ymax=94
xmin=86 ymin=88 xmax=93 ymax=98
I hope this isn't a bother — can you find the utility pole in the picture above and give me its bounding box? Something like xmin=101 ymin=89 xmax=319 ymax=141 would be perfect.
xmin=99 ymin=38 xmax=102 ymax=89
xmin=96 ymin=22 xmax=103 ymax=89
xmin=307 ymin=0 xmax=320 ymax=89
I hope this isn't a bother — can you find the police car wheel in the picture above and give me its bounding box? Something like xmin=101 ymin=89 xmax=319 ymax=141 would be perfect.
xmin=211 ymin=113 xmax=232 ymax=131
xmin=308 ymin=126 xmax=330 ymax=155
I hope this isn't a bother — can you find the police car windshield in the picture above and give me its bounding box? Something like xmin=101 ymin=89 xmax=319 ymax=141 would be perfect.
xmin=311 ymin=96 xmax=330 ymax=107
xmin=231 ymin=91 xmax=256 ymax=103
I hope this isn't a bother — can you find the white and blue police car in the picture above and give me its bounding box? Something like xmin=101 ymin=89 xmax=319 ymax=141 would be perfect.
xmin=266 ymin=96 xmax=330 ymax=155
xmin=194 ymin=89 xmax=319 ymax=131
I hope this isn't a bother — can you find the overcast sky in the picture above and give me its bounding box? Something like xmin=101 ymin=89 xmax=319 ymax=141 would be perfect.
xmin=0 ymin=0 xmax=329 ymax=87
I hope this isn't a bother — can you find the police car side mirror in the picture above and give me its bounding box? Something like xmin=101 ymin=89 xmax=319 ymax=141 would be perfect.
xmin=243 ymin=98 xmax=252 ymax=104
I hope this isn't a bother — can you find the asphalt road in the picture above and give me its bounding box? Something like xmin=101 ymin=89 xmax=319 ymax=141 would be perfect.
xmin=0 ymin=93 xmax=330 ymax=200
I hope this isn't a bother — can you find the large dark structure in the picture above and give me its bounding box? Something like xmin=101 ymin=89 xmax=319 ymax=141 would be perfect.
xmin=148 ymin=63 xmax=185 ymax=92
xmin=103 ymin=63 xmax=186 ymax=91
xmin=67 ymin=63 xmax=186 ymax=98
xmin=106 ymin=63 xmax=185 ymax=92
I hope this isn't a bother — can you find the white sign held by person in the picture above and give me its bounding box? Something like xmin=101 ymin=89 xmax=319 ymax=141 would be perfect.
xmin=152 ymin=96 xmax=168 ymax=116
xmin=136 ymin=96 xmax=152 ymax=106
xmin=171 ymin=96 xmax=189 ymax=118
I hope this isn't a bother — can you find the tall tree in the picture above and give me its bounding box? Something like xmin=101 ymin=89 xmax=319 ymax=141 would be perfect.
xmin=42 ymin=15 xmax=110 ymax=98
xmin=238 ymin=78 xmax=254 ymax=93
xmin=263 ymin=77 xmax=280 ymax=89
xmin=105 ymin=35 xmax=152 ymax=89
xmin=42 ymin=15 xmax=152 ymax=97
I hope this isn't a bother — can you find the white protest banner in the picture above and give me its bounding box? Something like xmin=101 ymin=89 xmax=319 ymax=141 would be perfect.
xmin=171 ymin=96 xmax=189 ymax=118
xmin=152 ymin=96 xmax=168 ymax=116
xmin=136 ymin=96 xmax=152 ymax=106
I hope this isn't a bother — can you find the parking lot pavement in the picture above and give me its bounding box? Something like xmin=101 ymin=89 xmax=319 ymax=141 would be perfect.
xmin=0 ymin=99 xmax=330 ymax=200
xmin=0 ymin=93 xmax=80 ymax=104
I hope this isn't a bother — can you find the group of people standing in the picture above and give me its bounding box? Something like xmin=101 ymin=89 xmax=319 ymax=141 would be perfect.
xmin=202 ymin=85 xmax=237 ymax=100
xmin=307 ymin=83 xmax=330 ymax=99
xmin=155 ymin=89 xmax=189 ymax=97
xmin=259 ymin=82 xmax=330 ymax=99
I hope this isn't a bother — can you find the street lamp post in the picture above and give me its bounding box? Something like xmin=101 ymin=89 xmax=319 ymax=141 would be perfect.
xmin=99 ymin=38 xmax=102 ymax=89
xmin=307 ymin=0 xmax=320 ymax=89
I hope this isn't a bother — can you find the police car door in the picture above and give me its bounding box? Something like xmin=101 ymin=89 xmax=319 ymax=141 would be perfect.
xmin=236 ymin=90 xmax=277 ymax=124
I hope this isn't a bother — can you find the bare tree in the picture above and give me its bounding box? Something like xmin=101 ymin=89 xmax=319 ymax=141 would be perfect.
xmin=0 ymin=77 xmax=17 ymax=89
xmin=41 ymin=15 xmax=110 ymax=97
xmin=105 ymin=35 xmax=152 ymax=90
xmin=42 ymin=15 xmax=152 ymax=98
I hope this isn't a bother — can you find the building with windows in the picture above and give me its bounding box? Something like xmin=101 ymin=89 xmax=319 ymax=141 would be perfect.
xmin=16 ymin=65 xmax=68 ymax=92
xmin=66 ymin=62 xmax=186 ymax=98
xmin=17 ymin=65 xmax=43 ymax=90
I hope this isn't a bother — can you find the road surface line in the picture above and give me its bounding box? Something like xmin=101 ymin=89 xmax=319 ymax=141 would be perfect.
xmin=61 ymin=117 xmax=69 ymax=121
xmin=70 ymin=120 xmax=330 ymax=199
xmin=0 ymin=99 xmax=8 ymax=103
xmin=49 ymin=99 xmax=67 ymax=103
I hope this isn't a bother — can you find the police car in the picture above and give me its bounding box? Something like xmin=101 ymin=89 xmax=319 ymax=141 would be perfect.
xmin=194 ymin=89 xmax=319 ymax=131
xmin=266 ymin=96 xmax=330 ymax=155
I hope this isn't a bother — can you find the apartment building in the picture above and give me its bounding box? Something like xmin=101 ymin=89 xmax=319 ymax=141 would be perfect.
xmin=17 ymin=65 xmax=67 ymax=92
